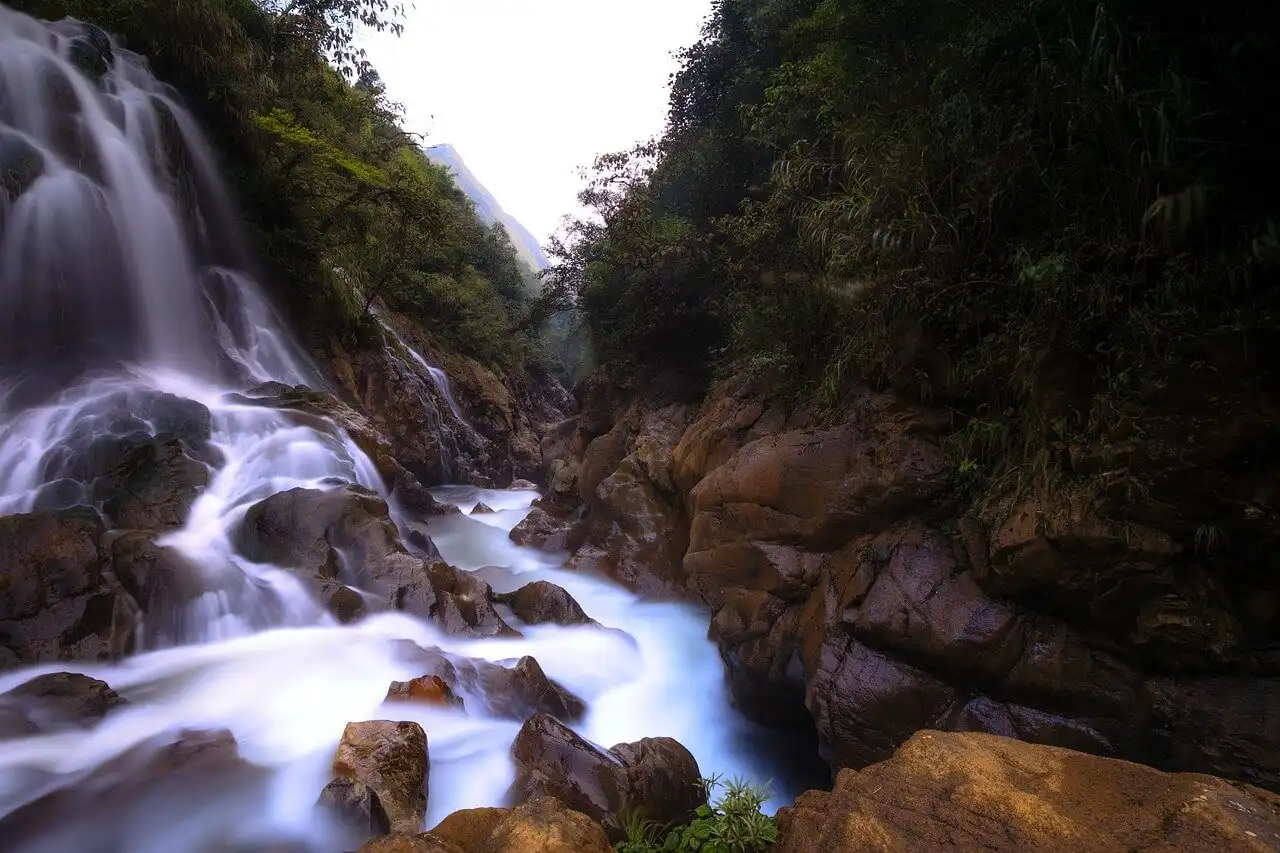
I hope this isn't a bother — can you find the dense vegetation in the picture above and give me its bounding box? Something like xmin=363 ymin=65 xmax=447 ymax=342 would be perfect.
xmin=542 ymin=0 xmax=1280 ymax=511
xmin=12 ymin=0 xmax=553 ymax=368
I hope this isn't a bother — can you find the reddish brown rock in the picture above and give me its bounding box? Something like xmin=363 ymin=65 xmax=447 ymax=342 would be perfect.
xmin=386 ymin=675 xmax=463 ymax=709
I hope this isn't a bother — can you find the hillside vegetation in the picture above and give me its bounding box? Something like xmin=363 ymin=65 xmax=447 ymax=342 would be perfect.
xmin=542 ymin=0 xmax=1280 ymax=514
xmin=12 ymin=0 xmax=556 ymax=370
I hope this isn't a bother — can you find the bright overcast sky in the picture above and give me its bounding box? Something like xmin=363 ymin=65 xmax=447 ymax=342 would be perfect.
xmin=362 ymin=0 xmax=712 ymax=245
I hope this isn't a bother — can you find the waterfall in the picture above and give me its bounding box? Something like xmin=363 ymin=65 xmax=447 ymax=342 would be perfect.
xmin=0 ymin=7 xmax=792 ymax=852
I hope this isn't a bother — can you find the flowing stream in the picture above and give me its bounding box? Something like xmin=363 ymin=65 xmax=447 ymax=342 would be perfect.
xmin=0 ymin=7 xmax=794 ymax=851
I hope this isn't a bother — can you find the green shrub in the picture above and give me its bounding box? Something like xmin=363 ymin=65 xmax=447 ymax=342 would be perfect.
xmin=616 ymin=776 xmax=778 ymax=853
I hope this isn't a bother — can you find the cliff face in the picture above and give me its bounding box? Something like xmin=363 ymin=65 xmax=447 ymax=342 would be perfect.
xmin=316 ymin=308 xmax=569 ymax=491
xmin=522 ymin=367 xmax=1280 ymax=790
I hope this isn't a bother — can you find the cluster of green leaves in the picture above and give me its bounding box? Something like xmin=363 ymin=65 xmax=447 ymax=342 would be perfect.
xmin=616 ymin=776 xmax=777 ymax=853
xmin=12 ymin=0 xmax=549 ymax=367
xmin=545 ymin=0 xmax=1280 ymax=505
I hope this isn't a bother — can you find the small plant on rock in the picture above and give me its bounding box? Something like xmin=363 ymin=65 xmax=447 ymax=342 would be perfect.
xmin=616 ymin=775 xmax=778 ymax=853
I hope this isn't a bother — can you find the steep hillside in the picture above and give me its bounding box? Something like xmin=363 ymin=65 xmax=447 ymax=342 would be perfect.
xmin=426 ymin=143 xmax=550 ymax=272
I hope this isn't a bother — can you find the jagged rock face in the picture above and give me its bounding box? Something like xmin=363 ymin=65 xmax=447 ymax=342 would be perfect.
xmin=389 ymin=644 xmax=585 ymax=723
xmin=509 ymin=713 xmax=704 ymax=840
xmin=230 ymin=382 xmax=451 ymax=515
xmin=538 ymin=369 xmax=1280 ymax=791
xmin=319 ymin=311 xmax=567 ymax=488
xmin=231 ymin=484 xmax=517 ymax=636
xmin=0 ymin=508 xmax=136 ymax=666
xmin=775 ymin=730 xmax=1280 ymax=852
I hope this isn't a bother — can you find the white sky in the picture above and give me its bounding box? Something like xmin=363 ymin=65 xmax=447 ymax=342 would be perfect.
xmin=362 ymin=0 xmax=713 ymax=245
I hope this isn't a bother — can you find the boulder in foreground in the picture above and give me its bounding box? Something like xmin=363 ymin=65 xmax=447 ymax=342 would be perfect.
xmin=329 ymin=721 xmax=428 ymax=837
xmin=510 ymin=713 xmax=703 ymax=839
xmin=775 ymin=729 xmax=1280 ymax=852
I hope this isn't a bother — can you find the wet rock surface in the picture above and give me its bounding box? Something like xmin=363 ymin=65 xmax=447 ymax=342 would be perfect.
xmin=386 ymin=674 xmax=463 ymax=709
xmin=494 ymin=581 xmax=594 ymax=627
xmin=775 ymin=730 xmax=1280 ymax=852
xmin=0 ymin=507 xmax=136 ymax=666
xmin=510 ymin=713 xmax=704 ymax=839
xmin=329 ymin=721 xmax=428 ymax=837
xmin=538 ymin=369 xmax=1280 ymax=790
xmin=0 ymin=672 xmax=125 ymax=737
xmin=231 ymin=484 xmax=516 ymax=636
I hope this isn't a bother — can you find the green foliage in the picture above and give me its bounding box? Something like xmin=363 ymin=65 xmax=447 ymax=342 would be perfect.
xmin=616 ymin=776 xmax=777 ymax=853
xmin=545 ymin=0 xmax=1280 ymax=508
xmin=10 ymin=0 xmax=539 ymax=366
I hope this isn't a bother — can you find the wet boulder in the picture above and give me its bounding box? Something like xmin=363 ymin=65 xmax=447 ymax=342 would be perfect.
xmin=774 ymin=730 xmax=1280 ymax=853
xmin=422 ymin=561 xmax=520 ymax=638
xmin=470 ymin=502 xmax=496 ymax=515
xmin=319 ymin=776 xmax=390 ymax=841
xmin=508 ymin=479 xmax=538 ymax=491
xmin=99 ymin=440 xmax=210 ymax=530
xmin=0 ymin=507 xmax=136 ymax=665
xmin=494 ymin=581 xmax=594 ymax=628
xmin=507 ymin=502 xmax=576 ymax=552
xmin=329 ymin=721 xmax=428 ymax=836
xmin=510 ymin=713 xmax=704 ymax=839
xmin=0 ymin=727 xmax=248 ymax=845
xmin=233 ymin=485 xmax=401 ymax=578
xmin=427 ymin=798 xmax=611 ymax=853
xmin=0 ymin=672 xmax=125 ymax=737
xmin=461 ymin=656 xmax=585 ymax=723
xmin=386 ymin=675 xmax=463 ymax=709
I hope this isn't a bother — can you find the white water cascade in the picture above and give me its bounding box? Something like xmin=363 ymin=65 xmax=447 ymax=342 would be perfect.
xmin=0 ymin=7 xmax=799 ymax=853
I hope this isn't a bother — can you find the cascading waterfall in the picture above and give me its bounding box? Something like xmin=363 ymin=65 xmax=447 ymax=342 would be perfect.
xmin=0 ymin=7 xmax=794 ymax=852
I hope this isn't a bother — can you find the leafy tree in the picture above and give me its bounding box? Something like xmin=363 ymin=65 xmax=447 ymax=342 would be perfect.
xmin=256 ymin=0 xmax=409 ymax=78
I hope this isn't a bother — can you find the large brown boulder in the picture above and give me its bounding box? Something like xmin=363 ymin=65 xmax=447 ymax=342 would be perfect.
xmin=354 ymin=834 xmax=461 ymax=853
xmin=510 ymin=713 xmax=704 ymax=839
xmin=372 ymin=798 xmax=612 ymax=853
xmin=494 ymin=581 xmax=594 ymax=627
xmin=0 ymin=508 xmax=136 ymax=665
xmin=328 ymin=721 xmax=428 ymax=837
xmin=774 ymin=730 xmax=1280 ymax=852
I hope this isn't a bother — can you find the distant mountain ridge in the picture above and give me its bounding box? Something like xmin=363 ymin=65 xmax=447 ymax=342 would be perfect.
xmin=425 ymin=143 xmax=549 ymax=271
